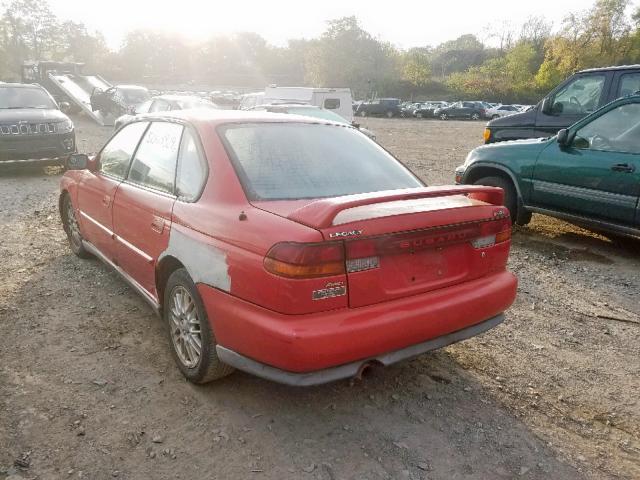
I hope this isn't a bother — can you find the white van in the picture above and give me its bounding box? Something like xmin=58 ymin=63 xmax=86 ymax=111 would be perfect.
xmin=239 ymin=87 xmax=353 ymax=122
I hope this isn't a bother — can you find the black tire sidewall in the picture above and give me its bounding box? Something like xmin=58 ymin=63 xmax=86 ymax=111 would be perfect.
xmin=473 ymin=176 xmax=518 ymax=223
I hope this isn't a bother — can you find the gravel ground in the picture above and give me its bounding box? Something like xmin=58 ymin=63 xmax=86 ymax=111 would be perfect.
xmin=0 ymin=114 xmax=638 ymax=480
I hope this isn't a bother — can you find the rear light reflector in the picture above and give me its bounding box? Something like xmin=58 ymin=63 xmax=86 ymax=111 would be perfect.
xmin=264 ymin=241 xmax=345 ymax=278
xmin=495 ymin=228 xmax=511 ymax=243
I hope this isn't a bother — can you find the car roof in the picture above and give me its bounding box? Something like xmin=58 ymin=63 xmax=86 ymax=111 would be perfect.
xmin=136 ymin=108 xmax=347 ymax=128
xmin=578 ymin=64 xmax=640 ymax=73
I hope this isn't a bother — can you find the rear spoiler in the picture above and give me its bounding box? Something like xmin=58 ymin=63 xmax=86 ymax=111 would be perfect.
xmin=287 ymin=186 xmax=505 ymax=229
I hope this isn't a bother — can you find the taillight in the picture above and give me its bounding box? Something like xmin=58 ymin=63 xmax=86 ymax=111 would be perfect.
xmin=264 ymin=242 xmax=345 ymax=278
xmin=471 ymin=218 xmax=511 ymax=248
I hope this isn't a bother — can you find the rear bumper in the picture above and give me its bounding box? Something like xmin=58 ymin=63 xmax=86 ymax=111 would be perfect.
xmin=198 ymin=270 xmax=517 ymax=374
xmin=216 ymin=314 xmax=504 ymax=386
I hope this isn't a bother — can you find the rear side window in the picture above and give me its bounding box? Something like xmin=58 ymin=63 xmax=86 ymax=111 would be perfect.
xmin=323 ymin=98 xmax=340 ymax=109
xmin=176 ymin=128 xmax=208 ymax=201
xmin=618 ymin=73 xmax=640 ymax=97
xmin=128 ymin=122 xmax=183 ymax=194
xmin=100 ymin=121 xmax=149 ymax=180
xmin=221 ymin=123 xmax=422 ymax=200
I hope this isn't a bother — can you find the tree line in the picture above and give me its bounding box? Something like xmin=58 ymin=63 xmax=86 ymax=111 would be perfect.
xmin=1 ymin=0 xmax=639 ymax=102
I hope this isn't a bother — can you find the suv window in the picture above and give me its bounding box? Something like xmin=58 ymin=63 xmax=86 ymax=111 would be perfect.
xmin=176 ymin=128 xmax=207 ymax=201
xmin=551 ymin=75 xmax=605 ymax=115
xmin=127 ymin=122 xmax=183 ymax=194
xmin=574 ymin=102 xmax=640 ymax=154
xmin=618 ymin=73 xmax=640 ymax=97
xmin=324 ymin=98 xmax=340 ymax=109
xmin=221 ymin=123 xmax=421 ymax=200
xmin=99 ymin=122 xmax=149 ymax=179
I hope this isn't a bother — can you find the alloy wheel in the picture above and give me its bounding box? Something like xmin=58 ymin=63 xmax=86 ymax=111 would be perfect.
xmin=169 ymin=286 xmax=203 ymax=369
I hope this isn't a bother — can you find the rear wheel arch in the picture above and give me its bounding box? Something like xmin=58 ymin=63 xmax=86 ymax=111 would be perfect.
xmin=156 ymin=255 xmax=186 ymax=309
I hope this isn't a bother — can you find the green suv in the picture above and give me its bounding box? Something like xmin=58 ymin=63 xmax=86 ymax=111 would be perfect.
xmin=455 ymin=94 xmax=640 ymax=238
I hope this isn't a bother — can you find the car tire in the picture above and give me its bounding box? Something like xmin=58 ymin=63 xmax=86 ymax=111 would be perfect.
xmin=359 ymin=110 xmax=367 ymax=117
xmin=471 ymin=113 xmax=480 ymax=120
xmin=473 ymin=176 xmax=530 ymax=225
xmin=439 ymin=113 xmax=448 ymax=120
xmin=385 ymin=110 xmax=394 ymax=118
xmin=164 ymin=268 xmax=234 ymax=384
xmin=60 ymin=193 xmax=92 ymax=259
xmin=416 ymin=112 xmax=423 ymax=118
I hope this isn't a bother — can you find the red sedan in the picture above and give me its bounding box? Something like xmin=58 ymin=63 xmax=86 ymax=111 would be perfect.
xmin=59 ymin=110 xmax=517 ymax=386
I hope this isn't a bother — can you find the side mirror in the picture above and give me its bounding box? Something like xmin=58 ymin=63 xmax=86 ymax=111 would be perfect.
xmin=352 ymin=121 xmax=361 ymax=129
xmin=556 ymin=128 xmax=569 ymax=146
xmin=66 ymin=153 xmax=98 ymax=171
xmin=59 ymin=101 xmax=71 ymax=113
xmin=541 ymin=97 xmax=552 ymax=115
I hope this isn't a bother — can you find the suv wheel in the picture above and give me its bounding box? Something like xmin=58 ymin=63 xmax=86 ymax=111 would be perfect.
xmin=164 ymin=268 xmax=234 ymax=384
xmin=473 ymin=175 xmax=530 ymax=225
xmin=359 ymin=110 xmax=367 ymax=117
xmin=61 ymin=194 xmax=92 ymax=259
xmin=471 ymin=113 xmax=480 ymax=120
xmin=439 ymin=113 xmax=448 ymax=120
xmin=385 ymin=110 xmax=394 ymax=118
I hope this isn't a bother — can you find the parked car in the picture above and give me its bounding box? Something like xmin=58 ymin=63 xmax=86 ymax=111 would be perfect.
xmin=435 ymin=101 xmax=486 ymax=120
xmin=355 ymin=98 xmax=402 ymax=117
xmin=414 ymin=102 xmax=447 ymax=118
xmin=0 ymin=83 xmax=75 ymax=165
xmin=456 ymin=94 xmax=640 ymax=237
xmin=249 ymin=103 xmax=376 ymax=140
xmin=486 ymin=105 xmax=520 ymax=119
xmin=400 ymin=102 xmax=421 ymax=117
xmin=59 ymin=109 xmax=517 ymax=386
xmin=114 ymin=94 xmax=218 ymax=130
xmin=90 ymin=85 xmax=150 ymax=117
xmin=484 ymin=65 xmax=640 ymax=144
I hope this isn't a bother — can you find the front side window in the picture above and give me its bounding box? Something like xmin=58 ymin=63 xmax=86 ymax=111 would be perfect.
xmin=551 ymin=75 xmax=605 ymax=115
xmin=128 ymin=122 xmax=183 ymax=194
xmin=176 ymin=128 xmax=208 ymax=201
xmin=99 ymin=122 xmax=149 ymax=179
xmin=574 ymin=102 xmax=640 ymax=154
xmin=221 ymin=123 xmax=422 ymax=200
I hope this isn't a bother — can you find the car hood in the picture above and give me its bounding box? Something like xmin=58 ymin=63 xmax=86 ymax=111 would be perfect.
xmin=464 ymin=136 xmax=551 ymax=167
xmin=487 ymin=108 xmax=536 ymax=127
xmin=0 ymin=108 xmax=68 ymax=123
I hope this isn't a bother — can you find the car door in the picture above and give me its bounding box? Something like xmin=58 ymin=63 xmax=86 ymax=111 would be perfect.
xmin=531 ymin=100 xmax=640 ymax=225
xmin=534 ymin=73 xmax=608 ymax=137
xmin=77 ymin=122 xmax=149 ymax=260
xmin=112 ymin=121 xmax=184 ymax=297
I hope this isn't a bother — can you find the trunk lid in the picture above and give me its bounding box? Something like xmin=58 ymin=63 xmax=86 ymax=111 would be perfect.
xmin=284 ymin=186 xmax=511 ymax=308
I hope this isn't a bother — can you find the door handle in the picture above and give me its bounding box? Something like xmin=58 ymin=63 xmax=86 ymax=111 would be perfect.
xmin=610 ymin=163 xmax=635 ymax=173
xmin=102 ymin=195 xmax=111 ymax=206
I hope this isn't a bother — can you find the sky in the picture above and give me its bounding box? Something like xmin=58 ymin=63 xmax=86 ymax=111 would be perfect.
xmin=51 ymin=0 xmax=596 ymax=50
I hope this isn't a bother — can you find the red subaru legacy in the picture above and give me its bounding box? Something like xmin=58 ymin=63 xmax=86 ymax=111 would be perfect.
xmin=60 ymin=110 xmax=517 ymax=386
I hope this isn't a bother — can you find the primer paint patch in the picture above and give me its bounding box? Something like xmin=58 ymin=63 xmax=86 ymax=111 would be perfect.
xmin=161 ymin=228 xmax=231 ymax=291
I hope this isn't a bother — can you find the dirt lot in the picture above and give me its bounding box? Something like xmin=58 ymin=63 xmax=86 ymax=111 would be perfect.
xmin=1 ymin=115 xmax=638 ymax=480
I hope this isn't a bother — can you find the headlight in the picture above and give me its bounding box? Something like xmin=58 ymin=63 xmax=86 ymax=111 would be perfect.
xmin=57 ymin=119 xmax=74 ymax=133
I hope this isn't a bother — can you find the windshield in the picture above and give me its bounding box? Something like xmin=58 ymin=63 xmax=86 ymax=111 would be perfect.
xmin=287 ymin=107 xmax=346 ymax=123
xmin=0 ymin=87 xmax=56 ymax=109
xmin=221 ymin=123 xmax=422 ymax=200
xmin=175 ymin=98 xmax=218 ymax=110
xmin=120 ymin=88 xmax=150 ymax=105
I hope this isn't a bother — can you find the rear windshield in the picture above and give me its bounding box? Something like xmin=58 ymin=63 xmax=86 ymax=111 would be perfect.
xmin=0 ymin=87 xmax=56 ymax=109
xmin=221 ymin=123 xmax=422 ymax=200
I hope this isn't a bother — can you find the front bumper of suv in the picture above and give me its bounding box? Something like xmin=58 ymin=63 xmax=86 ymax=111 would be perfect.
xmin=0 ymin=131 xmax=76 ymax=164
